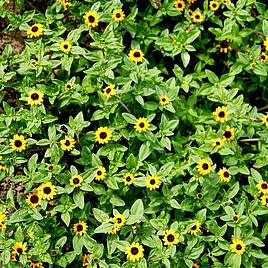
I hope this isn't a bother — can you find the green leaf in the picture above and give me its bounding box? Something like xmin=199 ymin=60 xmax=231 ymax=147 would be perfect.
xmin=262 ymin=20 xmax=268 ymax=36
xmin=205 ymin=69 xmax=219 ymax=84
xmin=122 ymin=113 xmax=136 ymax=124
xmin=61 ymin=212 xmax=71 ymax=227
xmin=73 ymin=191 xmax=85 ymax=209
xmin=181 ymin=52 xmax=190 ymax=68
xmin=139 ymin=142 xmax=151 ymax=161
xmin=72 ymin=235 xmax=83 ymax=255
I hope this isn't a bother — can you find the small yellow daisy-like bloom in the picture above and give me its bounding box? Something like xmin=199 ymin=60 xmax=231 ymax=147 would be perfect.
xmin=106 ymin=217 xmax=120 ymax=234
xmin=0 ymin=211 xmax=7 ymax=223
xmin=56 ymin=0 xmax=66 ymax=4
xmin=260 ymin=52 xmax=268 ymax=62
xmin=191 ymin=10 xmax=204 ymax=23
xmin=60 ymin=135 xmax=76 ymax=151
xmin=84 ymin=11 xmax=99 ymax=28
xmin=82 ymin=254 xmax=89 ymax=266
xmin=73 ymin=220 xmax=88 ymax=236
xmin=65 ymin=82 xmax=73 ymax=90
xmin=232 ymin=214 xmax=240 ymax=223
xmin=11 ymin=252 xmax=20 ymax=261
xmin=222 ymin=126 xmax=235 ymax=141
xmin=262 ymin=114 xmax=268 ymax=126
xmin=260 ymin=195 xmax=268 ymax=207
xmin=112 ymin=8 xmax=125 ymax=22
xmin=113 ymin=214 xmax=126 ymax=228
xmin=70 ymin=175 xmax=83 ymax=188
xmin=218 ymin=167 xmax=231 ymax=182
xmin=188 ymin=221 xmax=201 ymax=236
xmin=0 ymin=163 xmax=7 ymax=171
xmin=212 ymin=138 xmax=224 ymax=148
xmin=12 ymin=242 xmax=27 ymax=255
xmin=29 ymin=260 xmax=43 ymax=268
xmin=63 ymin=1 xmax=72 ymax=10
xmin=28 ymin=231 xmax=34 ymax=238
xmin=124 ymin=172 xmax=134 ymax=186
xmin=10 ymin=134 xmax=27 ymax=152
xmin=221 ymin=0 xmax=228 ymax=4
xmin=174 ymin=0 xmax=186 ymax=12
xmin=264 ymin=37 xmax=268 ymax=51
xmin=159 ymin=95 xmax=169 ymax=106
xmin=26 ymin=89 xmax=44 ymax=106
xmin=213 ymin=106 xmax=229 ymax=123
xmin=38 ymin=182 xmax=57 ymax=201
xmin=0 ymin=155 xmax=2 ymax=161
xmin=230 ymin=238 xmax=246 ymax=255
xmin=27 ymin=23 xmax=44 ymax=38
xmin=146 ymin=175 xmax=161 ymax=190
xmin=126 ymin=242 xmax=144 ymax=262
xmin=95 ymin=166 xmax=106 ymax=181
xmin=95 ymin=127 xmax=113 ymax=144
xmin=60 ymin=40 xmax=72 ymax=53
xmin=216 ymin=40 xmax=231 ymax=53
xmin=103 ymin=84 xmax=116 ymax=99
xmin=187 ymin=0 xmax=197 ymax=3
xmin=162 ymin=229 xmax=180 ymax=246
xmin=192 ymin=263 xmax=200 ymax=268
xmin=128 ymin=49 xmax=145 ymax=63
xmin=209 ymin=0 xmax=220 ymax=11
xmin=27 ymin=192 xmax=41 ymax=208
xmin=196 ymin=159 xmax=211 ymax=175
xmin=256 ymin=181 xmax=268 ymax=195
xmin=134 ymin=117 xmax=150 ymax=133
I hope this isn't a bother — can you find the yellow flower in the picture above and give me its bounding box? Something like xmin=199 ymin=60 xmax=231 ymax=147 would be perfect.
xmin=63 ymin=1 xmax=72 ymax=10
xmin=123 ymin=172 xmax=134 ymax=186
xmin=146 ymin=175 xmax=161 ymax=190
xmin=12 ymin=242 xmax=27 ymax=255
xmin=260 ymin=52 xmax=268 ymax=62
xmin=262 ymin=114 xmax=268 ymax=127
xmin=29 ymin=260 xmax=43 ymax=268
xmin=128 ymin=49 xmax=144 ymax=63
xmin=103 ymin=84 xmax=116 ymax=99
xmin=134 ymin=117 xmax=150 ymax=133
xmin=27 ymin=23 xmax=44 ymax=38
xmin=174 ymin=0 xmax=186 ymax=12
xmin=162 ymin=229 xmax=180 ymax=246
xmin=56 ymin=0 xmax=66 ymax=3
xmin=28 ymin=231 xmax=34 ymax=238
xmin=213 ymin=106 xmax=229 ymax=123
xmin=95 ymin=166 xmax=106 ymax=181
xmin=105 ymin=217 xmax=120 ymax=234
xmin=84 ymin=11 xmax=99 ymax=27
xmin=0 ymin=155 xmax=2 ymax=161
xmin=188 ymin=221 xmax=201 ymax=236
xmin=218 ymin=167 xmax=231 ymax=182
xmin=10 ymin=134 xmax=27 ymax=152
xmin=26 ymin=89 xmax=44 ymax=106
xmin=230 ymin=238 xmax=246 ymax=255
xmin=73 ymin=220 xmax=88 ymax=236
xmin=113 ymin=214 xmax=126 ymax=228
xmin=187 ymin=0 xmax=197 ymax=2
xmin=196 ymin=159 xmax=211 ymax=175
xmin=232 ymin=214 xmax=240 ymax=223
xmin=65 ymin=82 xmax=73 ymax=90
xmin=95 ymin=127 xmax=113 ymax=144
xmin=221 ymin=0 xmax=228 ymax=4
xmin=82 ymin=254 xmax=90 ymax=266
xmin=209 ymin=0 xmax=220 ymax=11
xmin=0 ymin=222 xmax=6 ymax=231
xmin=112 ymin=8 xmax=125 ymax=22
xmin=125 ymin=242 xmax=144 ymax=262
xmin=0 ymin=211 xmax=7 ymax=223
xmin=70 ymin=175 xmax=83 ymax=188
xmin=27 ymin=192 xmax=41 ymax=208
xmin=0 ymin=163 xmax=7 ymax=171
xmin=159 ymin=95 xmax=169 ymax=106
xmin=212 ymin=138 xmax=224 ymax=148
xmin=192 ymin=263 xmax=200 ymax=268
xmin=256 ymin=181 xmax=268 ymax=194
xmin=222 ymin=126 xmax=235 ymax=141
xmin=60 ymin=40 xmax=72 ymax=53
xmin=191 ymin=10 xmax=204 ymax=23
xmin=264 ymin=37 xmax=268 ymax=51
xmin=260 ymin=195 xmax=268 ymax=207
xmin=216 ymin=40 xmax=231 ymax=53
xmin=38 ymin=182 xmax=57 ymax=200
xmin=60 ymin=135 xmax=76 ymax=151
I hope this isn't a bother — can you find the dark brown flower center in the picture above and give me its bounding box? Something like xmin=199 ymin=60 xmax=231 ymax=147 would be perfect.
xmin=14 ymin=140 xmax=22 ymax=147
xmin=32 ymin=26 xmax=38 ymax=32
xmin=167 ymin=234 xmax=175 ymax=242
xmin=88 ymin=15 xmax=95 ymax=23
xmin=30 ymin=195 xmax=39 ymax=203
xmin=202 ymin=163 xmax=209 ymax=170
xmin=105 ymin=87 xmax=111 ymax=93
xmin=218 ymin=111 xmax=225 ymax=117
xmin=233 ymin=216 xmax=238 ymax=222
xmin=197 ymin=193 xmax=203 ymax=199
xmin=261 ymin=183 xmax=268 ymax=189
xmin=77 ymin=224 xmax=83 ymax=231
xmin=236 ymin=244 xmax=242 ymax=250
xmin=43 ymin=187 xmax=52 ymax=194
xmin=261 ymin=55 xmax=266 ymax=60
xmin=134 ymin=52 xmax=141 ymax=57
xmin=216 ymin=141 xmax=220 ymax=145
xmin=64 ymin=44 xmax=68 ymax=49
xmin=212 ymin=3 xmax=217 ymax=7
xmin=195 ymin=15 xmax=200 ymax=19
xmin=139 ymin=122 xmax=145 ymax=128
xmin=48 ymin=165 xmax=53 ymax=171
xmin=220 ymin=41 xmax=229 ymax=48
xmin=66 ymin=84 xmax=71 ymax=89
xmin=31 ymin=93 xmax=39 ymax=100
xmin=223 ymin=171 xmax=229 ymax=178
xmin=73 ymin=178 xmax=80 ymax=184
xmin=191 ymin=225 xmax=197 ymax=230
xmin=130 ymin=247 xmax=139 ymax=255
xmin=117 ymin=218 xmax=122 ymax=223
xmin=17 ymin=247 xmax=23 ymax=254
xmin=161 ymin=98 xmax=166 ymax=102
xmin=224 ymin=131 xmax=231 ymax=138
xmin=97 ymin=170 xmax=102 ymax=176
xmin=65 ymin=140 xmax=71 ymax=146
xmin=116 ymin=13 xmax=121 ymax=18
xmin=177 ymin=3 xmax=182 ymax=8
xmin=126 ymin=176 xmax=131 ymax=182
xmin=150 ymin=179 xmax=156 ymax=185
xmin=99 ymin=132 xmax=107 ymax=139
